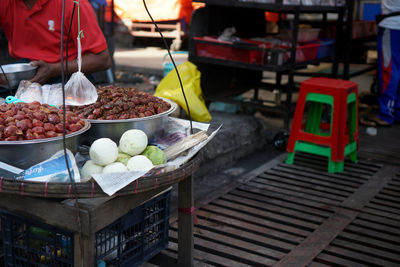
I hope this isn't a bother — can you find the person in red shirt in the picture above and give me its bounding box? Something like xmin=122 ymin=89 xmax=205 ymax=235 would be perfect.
xmin=0 ymin=0 xmax=111 ymax=85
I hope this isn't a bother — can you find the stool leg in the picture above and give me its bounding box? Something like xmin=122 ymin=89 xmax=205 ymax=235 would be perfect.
xmin=330 ymin=94 xmax=347 ymax=163
xmin=349 ymin=150 xmax=357 ymax=163
xmin=348 ymin=97 xmax=358 ymax=163
xmin=305 ymin=102 xmax=323 ymax=134
xmin=286 ymin=90 xmax=308 ymax=153
xmin=286 ymin=152 xmax=295 ymax=164
xmin=328 ymin=160 xmax=344 ymax=173
xmin=348 ymin=101 xmax=357 ymax=143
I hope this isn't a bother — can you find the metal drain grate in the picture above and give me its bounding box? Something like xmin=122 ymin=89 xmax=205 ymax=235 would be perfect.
xmin=163 ymin=153 xmax=398 ymax=267
xmin=311 ymin=172 xmax=400 ymax=267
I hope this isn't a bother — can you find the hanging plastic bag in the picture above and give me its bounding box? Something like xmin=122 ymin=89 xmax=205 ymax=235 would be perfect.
xmin=155 ymin=61 xmax=212 ymax=122
xmin=64 ymin=36 xmax=98 ymax=105
xmin=64 ymin=0 xmax=97 ymax=106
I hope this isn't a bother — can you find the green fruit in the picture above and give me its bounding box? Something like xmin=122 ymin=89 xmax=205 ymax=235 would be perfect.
xmin=116 ymin=152 xmax=131 ymax=165
xmin=141 ymin=145 xmax=166 ymax=165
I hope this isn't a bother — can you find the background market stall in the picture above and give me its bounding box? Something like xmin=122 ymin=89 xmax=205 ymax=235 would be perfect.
xmin=111 ymin=0 xmax=203 ymax=50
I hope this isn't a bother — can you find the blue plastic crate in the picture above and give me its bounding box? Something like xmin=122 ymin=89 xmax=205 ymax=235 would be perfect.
xmin=317 ymin=38 xmax=336 ymax=59
xmin=95 ymin=190 xmax=171 ymax=267
xmin=0 ymin=210 xmax=74 ymax=267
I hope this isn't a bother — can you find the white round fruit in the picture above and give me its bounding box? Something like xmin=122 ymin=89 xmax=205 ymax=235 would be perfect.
xmin=103 ymin=162 xmax=128 ymax=174
xmin=119 ymin=129 xmax=148 ymax=156
xmin=89 ymin=138 xmax=119 ymax=166
xmin=80 ymin=160 xmax=103 ymax=182
xmin=127 ymin=155 xmax=154 ymax=172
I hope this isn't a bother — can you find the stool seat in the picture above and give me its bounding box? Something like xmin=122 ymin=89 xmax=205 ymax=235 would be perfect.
xmin=301 ymin=77 xmax=357 ymax=90
xmin=286 ymin=77 xmax=359 ymax=173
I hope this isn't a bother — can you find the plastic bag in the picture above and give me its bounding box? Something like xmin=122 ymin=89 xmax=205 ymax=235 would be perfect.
xmin=14 ymin=81 xmax=64 ymax=106
xmin=64 ymin=37 xmax=98 ymax=105
xmin=154 ymin=61 xmax=212 ymax=122
xmin=42 ymin=83 xmax=64 ymax=106
xmin=218 ymin=27 xmax=240 ymax=42
xmin=15 ymin=80 xmax=43 ymax=103
xmin=23 ymin=149 xmax=81 ymax=183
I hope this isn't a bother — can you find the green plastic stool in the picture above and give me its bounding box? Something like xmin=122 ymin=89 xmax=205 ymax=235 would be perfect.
xmin=286 ymin=91 xmax=358 ymax=173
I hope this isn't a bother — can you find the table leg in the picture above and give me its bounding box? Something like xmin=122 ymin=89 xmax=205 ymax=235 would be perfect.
xmin=74 ymin=233 xmax=95 ymax=267
xmin=177 ymin=175 xmax=194 ymax=267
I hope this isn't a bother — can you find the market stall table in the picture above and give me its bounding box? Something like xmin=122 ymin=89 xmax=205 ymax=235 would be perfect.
xmin=0 ymin=154 xmax=201 ymax=266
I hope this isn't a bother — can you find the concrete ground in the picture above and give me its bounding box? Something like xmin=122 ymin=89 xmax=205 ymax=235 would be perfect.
xmin=113 ymin=46 xmax=188 ymax=77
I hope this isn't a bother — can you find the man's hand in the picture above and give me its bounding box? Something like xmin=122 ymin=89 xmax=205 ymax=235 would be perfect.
xmin=30 ymin=61 xmax=59 ymax=84
xmin=0 ymin=74 xmax=7 ymax=86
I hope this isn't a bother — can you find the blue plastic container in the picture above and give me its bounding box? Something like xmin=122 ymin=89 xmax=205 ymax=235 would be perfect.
xmin=317 ymin=38 xmax=336 ymax=59
xmin=162 ymin=51 xmax=188 ymax=77
xmin=209 ymin=95 xmax=243 ymax=114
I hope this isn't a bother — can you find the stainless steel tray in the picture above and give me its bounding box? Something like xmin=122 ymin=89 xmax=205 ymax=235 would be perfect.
xmin=79 ymin=98 xmax=178 ymax=146
xmin=0 ymin=120 xmax=91 ymax=170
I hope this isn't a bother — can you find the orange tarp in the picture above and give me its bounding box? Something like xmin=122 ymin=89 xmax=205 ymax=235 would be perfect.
xmin=112 ymin=0 xmax=200 ymax=23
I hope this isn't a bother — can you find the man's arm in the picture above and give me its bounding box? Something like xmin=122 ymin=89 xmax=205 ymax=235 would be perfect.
xmin=30 ymin=48 xmax=111 ymax=84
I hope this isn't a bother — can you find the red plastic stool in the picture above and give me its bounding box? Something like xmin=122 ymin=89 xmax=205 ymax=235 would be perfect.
xmin=286 ymin=77 xmax=359 ymax=173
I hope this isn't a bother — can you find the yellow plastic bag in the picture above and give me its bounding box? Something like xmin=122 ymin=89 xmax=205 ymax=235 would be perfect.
xmin=155 ymin=61 xmax=212 ymax=122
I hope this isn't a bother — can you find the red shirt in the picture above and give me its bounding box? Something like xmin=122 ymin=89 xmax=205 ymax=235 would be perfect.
xmin=0 ymin=0 xmax=108 ymax=63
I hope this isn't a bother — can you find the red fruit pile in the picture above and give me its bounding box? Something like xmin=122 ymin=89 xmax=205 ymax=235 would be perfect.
xmin=0 ymin=101 xmax=85 ymax=141
xmin=67 ymin=86 xmax=171 ymax=120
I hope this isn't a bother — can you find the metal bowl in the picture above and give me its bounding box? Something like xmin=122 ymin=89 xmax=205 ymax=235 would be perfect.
xmin=0 ymin=63 xmax=38 ymax=89
xmin=0 ymin=121 xmax=91 ymax=170
xmin=79 ymin=98 xmax=178 ymax=146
